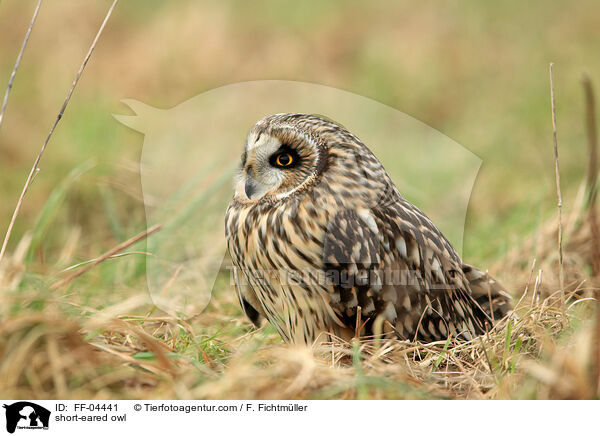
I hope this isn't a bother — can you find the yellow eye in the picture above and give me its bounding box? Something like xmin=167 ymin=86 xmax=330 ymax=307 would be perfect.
xmin=275 ymin=153 xmax=294 ymax=167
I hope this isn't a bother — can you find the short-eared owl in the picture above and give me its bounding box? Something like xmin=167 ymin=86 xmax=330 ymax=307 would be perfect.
xmin=225 ymin=113 xmax=510 ymax=344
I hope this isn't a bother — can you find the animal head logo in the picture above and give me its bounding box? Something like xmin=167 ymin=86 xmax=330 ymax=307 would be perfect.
xmin=114 ymin=80 xmax=481 ymax=318
xmin=3 ymin=402 xmax=50 ymax=433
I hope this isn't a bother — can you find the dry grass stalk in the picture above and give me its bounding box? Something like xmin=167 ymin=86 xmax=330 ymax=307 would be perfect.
xmin=50 ymin=223 xmax=161 ymax=290
xmin=549 ymin=63 xmax=567 ymax=324
xmin=0 ymin=0 xmax=43 ymax=131
xmin=0 ymin=307 xmax=183 ymax=398
xmin=0 ymin=0 xmax=119 ymax=267
xmin=582 ymin=73 xmax=600 ymax=393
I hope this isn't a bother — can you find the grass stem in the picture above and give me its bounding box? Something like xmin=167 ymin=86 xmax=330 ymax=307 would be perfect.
xmin=549 ymin=63 xmax=566 ymax=324
xmin=0 ymin=0 xmax=43 ymax=132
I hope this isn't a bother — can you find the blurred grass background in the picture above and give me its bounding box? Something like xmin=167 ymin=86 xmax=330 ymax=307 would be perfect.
xmin=0 ymin=0 xmax=599 ymax=399
xmin=1 ymin=0 xmax=598 ymax=271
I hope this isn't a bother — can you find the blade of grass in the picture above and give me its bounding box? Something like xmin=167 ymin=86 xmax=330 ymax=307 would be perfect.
xmin=0 ymin=0 xmax=43 ymax=132
xmin=503 ymin=320 xmax=513 ymax=365
xmin=548 ymin=63 xmax=566 ymax=325
xmin=352 ymin=340 xmax=368 ymax=399
xmin=60 ymin=251 xmax=151 ymax=273
xmin=50 ymin=223 xmax=161 ymax=290
xmin=27 ymin=160 xmax=95 ymax=261
xmin=433 ymin=335 xmax=451 ymax=371
xmin=510 ymin=337 xmax=523 ymax=374
xmin=99 ymin=184 xmax=125 ymax=241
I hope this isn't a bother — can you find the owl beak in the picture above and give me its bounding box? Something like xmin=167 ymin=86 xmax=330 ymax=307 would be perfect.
xmin=244 ymin=174 xmax=257 ymax=199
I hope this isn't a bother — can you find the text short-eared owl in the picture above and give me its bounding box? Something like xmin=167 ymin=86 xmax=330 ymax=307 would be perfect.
xmin=225 ymin=113 xmax=511 ymax=344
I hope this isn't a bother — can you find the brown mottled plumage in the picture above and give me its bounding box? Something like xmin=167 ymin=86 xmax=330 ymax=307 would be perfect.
xmin=225 ymin=113 xmax=511 ymax=344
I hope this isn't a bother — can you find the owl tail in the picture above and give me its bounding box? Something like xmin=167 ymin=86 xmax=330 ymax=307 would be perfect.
xmin=462 ymin=263 xmax=512 ymax=323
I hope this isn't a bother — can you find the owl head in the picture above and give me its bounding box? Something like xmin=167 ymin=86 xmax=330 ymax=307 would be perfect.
xmin=233 ymin=112 xmax=391 ymax=215
xmin=233 ymin=113 xmax=333 ymax=202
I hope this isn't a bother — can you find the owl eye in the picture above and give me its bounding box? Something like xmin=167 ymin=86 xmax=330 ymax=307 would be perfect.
xmin=272 ymin=152 xmax=295 ymax=168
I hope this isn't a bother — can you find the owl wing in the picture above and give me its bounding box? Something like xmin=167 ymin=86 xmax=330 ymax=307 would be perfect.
xmin=322 ymin=196 xmax=495 ymax=342
xmin=233 ymin=265 xmax=263 ymax=328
